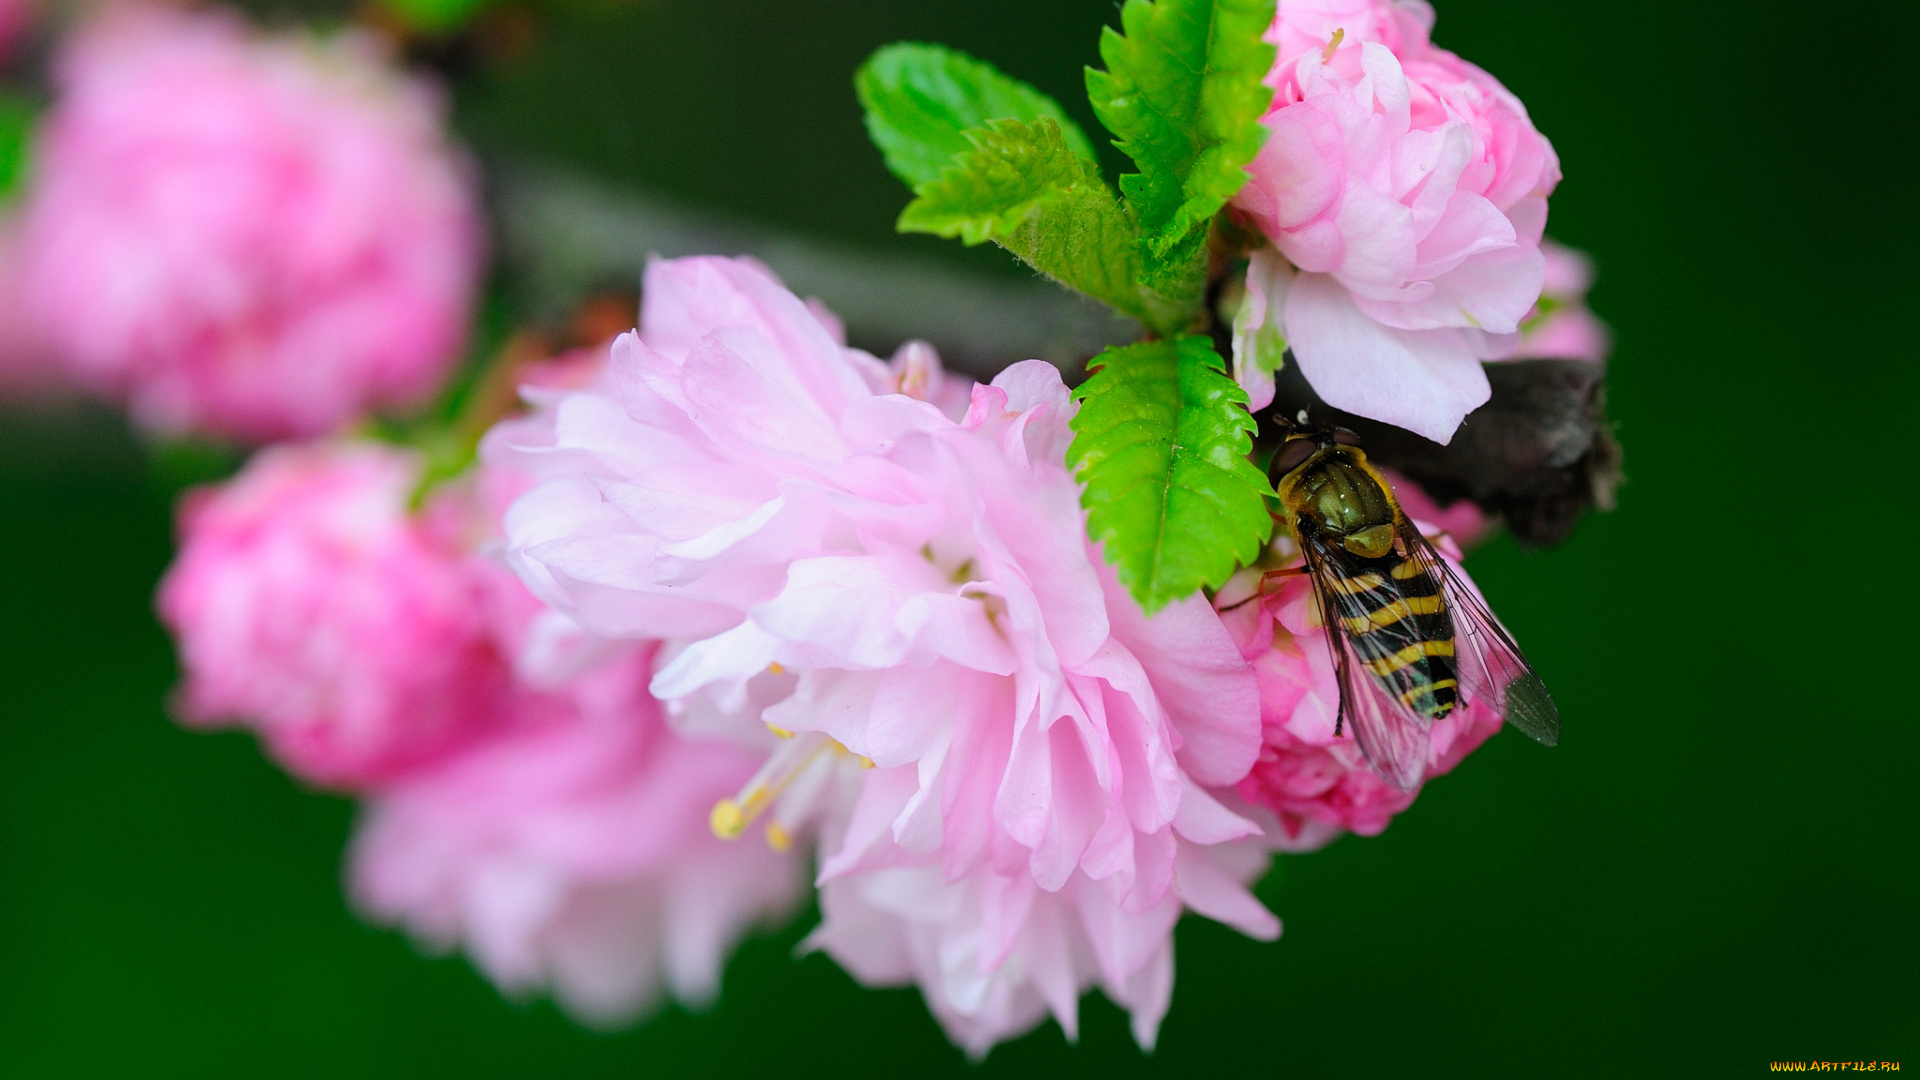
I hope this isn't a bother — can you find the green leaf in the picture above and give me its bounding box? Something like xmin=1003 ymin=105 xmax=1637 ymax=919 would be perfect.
xmin=1085 ymin=0 xmax=1276 ymax=257
xmin=381 ymin=0 xmax=497 ymax=33
xmin=0 ymin=94 xmax=36 ymax=202
xmin=857 ymin=43 xmax=1098 ymax=189
xmin=1068 ymin=335 xmax=1273 ymax=613
xmin=898 ymin=117 xmax=1190 ymax=335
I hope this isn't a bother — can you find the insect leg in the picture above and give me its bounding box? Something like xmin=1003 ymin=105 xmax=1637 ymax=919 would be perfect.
xmin=1217 ymin=566 xmax=1307 ymax=612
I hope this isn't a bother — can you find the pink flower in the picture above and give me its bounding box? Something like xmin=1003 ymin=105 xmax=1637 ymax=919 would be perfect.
xmin=18 ymin=7 xmax=481 ymax=441
xmin=0 ymin=218 xmax=55 ymax=394
xmin=1380 ymin=466 xmax=1490 ymax=549
xmin=158 ymin=442 xmax=507 ymax=787
xmin=348 ymin=640 xmax=808 ymax=1027
xmin=1232 ymin=0 xmax=1560 ymax=444
xmin=807 ymin=822 xmax=1277 ymax=1057
xmin=1213 ymin=523 xmax=1503 ymax=847
xmin=1264 ymin=0 xmax=1432 ymax=66
xmin=487 ymin=255 xmax=1279 ymax=1051
xmin=0 ymin=0 xmax=31 ymax=65
xmin=1516 ymin=240 xmax=1610 ymax=362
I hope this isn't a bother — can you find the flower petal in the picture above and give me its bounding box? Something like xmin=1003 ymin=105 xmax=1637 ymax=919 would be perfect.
xmin=1282 ymin=272 xmax=1490 ymax=444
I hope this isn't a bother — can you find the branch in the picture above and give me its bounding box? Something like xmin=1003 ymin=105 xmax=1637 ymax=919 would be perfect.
xmin=489 ymin=161 xmax=1140 ymax=380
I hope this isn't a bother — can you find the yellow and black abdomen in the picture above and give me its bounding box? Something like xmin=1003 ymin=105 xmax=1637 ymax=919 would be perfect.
xmin=1332 ymin=554 xmax=1460 ymax=722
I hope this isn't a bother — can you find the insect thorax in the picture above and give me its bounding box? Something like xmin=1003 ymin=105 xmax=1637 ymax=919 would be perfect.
xmin=1280 ymin=448 xmax=1400 ymax=557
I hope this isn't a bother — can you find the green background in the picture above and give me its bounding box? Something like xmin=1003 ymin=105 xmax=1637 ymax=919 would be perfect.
xmin=3 ymin=0 xmax=1914 ymax=1075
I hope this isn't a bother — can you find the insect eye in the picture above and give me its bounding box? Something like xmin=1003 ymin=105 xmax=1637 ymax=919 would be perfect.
xmin=1332 ymin=427 xmax=1363 ymax=447
xmin=1270 ymin=438 xmax=1318 ymax=480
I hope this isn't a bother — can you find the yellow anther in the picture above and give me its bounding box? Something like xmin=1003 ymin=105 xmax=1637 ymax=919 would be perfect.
xmin=710 ymin=798 xmax=746 ymax=840
xmin=767 ymin=662 xmax=785 ymax=675
xmin=859 ymin=756 xmax=877 ymax=769
xmin=713 ymin=732 xmax=845 ymax=843
xmin=764 ymin=821 xmax=794 ymax=852
xmin=711 ymin=784 xmax=773 ymax=840
xmin=1322 ymin=27 xmax=1345 ymax=61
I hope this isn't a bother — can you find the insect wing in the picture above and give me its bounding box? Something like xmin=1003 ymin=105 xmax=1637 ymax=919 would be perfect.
xmin=1394 ymin=520 xmax=1561 ymax=746
xmin=1302 ymin=536 xmax=1435 ymax=791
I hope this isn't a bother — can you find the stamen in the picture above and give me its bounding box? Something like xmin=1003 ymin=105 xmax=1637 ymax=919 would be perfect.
xmin=767 ymin=662 xmax=785 ymax=675
xmin=709 ymin=796 xmax=753 ymax=840
xmin=1322 ymin=28 xmax=1345 ymax=62
xmin=959 ymin=583 xmax=1009 ymax=632
xmin=710 ymin=731 xmax=849 ymax=840
xmin=764 ymin=821 xmax=794 ymax=852
xmin=766 ymin=723 xmax=795 ymax=739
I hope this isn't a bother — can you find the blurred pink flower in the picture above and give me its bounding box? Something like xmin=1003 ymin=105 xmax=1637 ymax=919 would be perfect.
xmin=1233 ymin=0 xmax=1560 ymax=444
xmin=1516 ymin=240 xmax=1610 ymax=362
xmin=1213 ymin=525 xmax=1504 ymax=848
xmin=18 ymin=6 xmax=481 ymax=441
xmin=158 ymin=442 xmax=507 ymax=787
xmin=487 ymin=255 xmax=1279 ymax=1051
xmin=1381 ymin=466 xmax=1490 ymax=549
xmin=0 ymin=218 xmax=56 ymax=394
xmin=349 ymin=640 xmax=808 ymax=1027
xmin=0 ymin=0 xmax=31 ymax=65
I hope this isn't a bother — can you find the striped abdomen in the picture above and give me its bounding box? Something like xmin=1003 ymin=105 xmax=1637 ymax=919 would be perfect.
xmin=1331 ymin=554 xmax=1460 ymax=721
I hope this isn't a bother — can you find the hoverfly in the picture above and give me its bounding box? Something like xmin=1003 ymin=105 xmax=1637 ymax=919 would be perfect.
xmin=1254 ymin=415 xmax=1560 ymax=789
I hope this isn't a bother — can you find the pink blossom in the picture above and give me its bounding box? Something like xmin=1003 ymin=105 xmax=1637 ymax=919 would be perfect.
xmin=806 ymin=806 xmax=1278 ymax=1057
xmin=1213 ymin=525 xmax=1504 ymax=847
xmin=0 ymin=0 xmax=31 ymax=65
xmin=348 ymin=640 xmax=808 ymax=1027
xmin=488 ymin=255 xmax=1279 ymax=1051
xmin=1233 ymin=0 xmax=1560 ymax=444
xmin=18 ymin=7 xmax=481 ymax=441
xmin=1264 ymin=0 xmax=1432 ymax=67
xmin=158 ymin=442 xmax=507 ymax=788
xmin=1516 ymin=240 xmax=1610 ymax=362
xmin=0 ymin=218 xmax=55 ymax=394
xmin=1380 ymin=466 xmax=1490 ymax=549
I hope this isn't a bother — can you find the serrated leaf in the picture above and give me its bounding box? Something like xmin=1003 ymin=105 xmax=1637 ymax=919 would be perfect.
xmin=898 ymin=117 xmax=1191 ymax=335
xmin=1085 ymin=0 xmax=1276 ymax=257
xmin=1135 ymin=225 xmax=1208 ymax=333
xmin=1068 ymin=335 xmax=1273 ymax=613
xmin=857 ymin=43 xmax=1098 ymax=189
